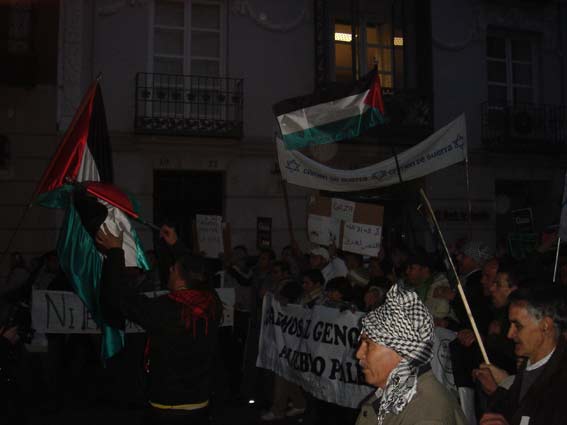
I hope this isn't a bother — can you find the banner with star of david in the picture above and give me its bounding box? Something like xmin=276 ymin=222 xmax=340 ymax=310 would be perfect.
xmin=277 ymin=114 xmax=467 ymax=192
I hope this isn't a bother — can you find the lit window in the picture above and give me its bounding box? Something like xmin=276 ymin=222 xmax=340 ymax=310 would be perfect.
xmin=333 ymin=19 xmax=404 ymax=89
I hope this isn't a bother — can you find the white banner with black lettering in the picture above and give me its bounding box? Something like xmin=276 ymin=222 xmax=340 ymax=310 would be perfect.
xmin=256 ymin=293 xmax=373 ymax=408
xmin=277 ymin=114 xmax=467 ymax=192
xmin=31 ymin=289 xmax=235 ymax=334
xmin=257 ymin=294 xmax=458 ymax=409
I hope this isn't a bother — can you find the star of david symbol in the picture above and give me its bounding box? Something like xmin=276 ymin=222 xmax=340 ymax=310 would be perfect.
xmin=452 ymin=134 xmax=465 ymax=150
xmin=285 ymin=159 xmax=301 ymax=173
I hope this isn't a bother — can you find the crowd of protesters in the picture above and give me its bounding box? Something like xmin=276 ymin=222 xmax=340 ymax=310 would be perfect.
xmin=2 ymin=223 xmax=567 ymax=424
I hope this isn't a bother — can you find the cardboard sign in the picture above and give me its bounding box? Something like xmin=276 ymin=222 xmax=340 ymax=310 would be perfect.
xmin=307 ymin=195 xmax=384 ymax=255
xmin=331 ymin=198 xmax=355 ymax=222
xmin=196 ymin=215 xmax=224 ymax=258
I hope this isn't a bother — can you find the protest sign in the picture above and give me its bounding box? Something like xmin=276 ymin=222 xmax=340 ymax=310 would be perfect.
xmin=31 ymin=288 xmax=235 ymax=334
xmin=257 ymin=294 xmax=456 ymax=408
xmin=331 ymin=198 xmax=355 ymax=222
xmin=511 ymin=208 xmax=533 ymax=233
xmin=256 ymin=293 xmax=372 ymax=408
xmin=308 ymin=195 xmax=383 ymax=255
xmin=342 ymin=222 xmax=382 ymax=256
xmin=196 ymin=214 xmax=224 ymax=258
xmin=307 ymin=214 xmax=341 ymax=246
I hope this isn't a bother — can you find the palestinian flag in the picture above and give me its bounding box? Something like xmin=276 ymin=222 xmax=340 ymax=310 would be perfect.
xmin=34 ymin=80 xmax=148 ymax=359
xmin=273 ymin=67 xmax=385 ymax=150
xmin=35 ymin=81 xmax=113 ymax=197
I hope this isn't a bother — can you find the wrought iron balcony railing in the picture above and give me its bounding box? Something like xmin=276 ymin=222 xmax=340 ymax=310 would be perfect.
xmin=135 ymin=73 xmax=243 ymax=138
xmin=481 ymin=102 xmax=566 ymax=152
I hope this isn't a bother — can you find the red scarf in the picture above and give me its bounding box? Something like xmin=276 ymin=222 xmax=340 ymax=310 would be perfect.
xmin=144 ymin=289 xmax=218 ymax=373
xmin=168 ymin=289 xmax=218 ymax=336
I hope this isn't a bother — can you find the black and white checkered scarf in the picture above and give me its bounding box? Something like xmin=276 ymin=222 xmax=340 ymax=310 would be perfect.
xmin=360 ymin=282 xmax=434 ymax=424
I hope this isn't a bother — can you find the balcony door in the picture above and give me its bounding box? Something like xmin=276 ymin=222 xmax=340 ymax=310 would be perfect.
xmin=151 ymin=0 xmax=224 ymax=77
xmin=147 ymin=0 xmax=226 ymax=120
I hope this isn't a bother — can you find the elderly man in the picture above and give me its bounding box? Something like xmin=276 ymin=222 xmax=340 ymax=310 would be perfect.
xmin=479 ymin=286 xmax=567 ymax=425
xmin=356 ymin=283 xmax=467 ymax=425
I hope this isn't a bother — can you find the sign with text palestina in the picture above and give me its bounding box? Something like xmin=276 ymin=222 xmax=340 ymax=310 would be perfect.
xmin=277 ymin=114 xmax=467 ymax=192
xmin=256 ymin=293 xmax=373 ymax=408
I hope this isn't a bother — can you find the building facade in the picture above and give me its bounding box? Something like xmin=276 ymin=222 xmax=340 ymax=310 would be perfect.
xmin=1 ymin=0 xmax=566 ymax=273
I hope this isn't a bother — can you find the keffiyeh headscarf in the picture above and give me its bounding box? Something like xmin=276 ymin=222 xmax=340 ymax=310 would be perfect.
xmin=360 ymin=283 xmax=434 ymax=424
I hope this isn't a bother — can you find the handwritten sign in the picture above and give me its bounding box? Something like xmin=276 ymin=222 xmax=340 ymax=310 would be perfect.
xmin=331 ymin=198 xmax=355 ymax=223
xmin=308 ymin=214 xmax=341 ymax=246
xmin=341 ymin=222 xmax=382 ymax=256
xmin=196 ymin=215 xmax=224 ymax=258
xmin=31 ymin=289 xmax=235 ymax=334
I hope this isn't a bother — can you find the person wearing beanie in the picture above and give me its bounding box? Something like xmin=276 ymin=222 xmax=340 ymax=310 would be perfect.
xmin=309 ymin=245 xmax=348 ymax=285
xmin=96 ymin=224 xmax=222 ymax=425
xmin=355 ymin=283 xmax=466 ymax=425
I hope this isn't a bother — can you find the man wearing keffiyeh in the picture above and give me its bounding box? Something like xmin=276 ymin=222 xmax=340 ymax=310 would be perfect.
xmin=355 ymin=282 xmax=467 ymax=425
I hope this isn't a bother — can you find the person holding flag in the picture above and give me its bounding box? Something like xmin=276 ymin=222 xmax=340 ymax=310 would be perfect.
xmin=96 ymin=224 xmax=222 ymax=425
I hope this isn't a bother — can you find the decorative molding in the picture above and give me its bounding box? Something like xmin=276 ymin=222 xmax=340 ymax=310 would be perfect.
xmin=432 ymin=0 xmax=483 ymax=51
xmin=230 ymin=0 xmax=309 ymax=32
xmin=97 ymin=0 xmax=149 ymax=17
xmin=485 ymin=5 xmax=559 ymax=53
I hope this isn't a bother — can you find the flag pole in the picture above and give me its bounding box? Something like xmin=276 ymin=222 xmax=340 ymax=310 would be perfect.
xmin=553 ymin=237 xmax=561 ymax=283
xmin=391 ymin=144 xmax=403 ymax=184
xmin=280 ymin=176 xmax=296 ymax=243
xmin=418 ymin=188 xmax=490 ymax=365
xmin=136 ymin=217 xmax=161 ymax=232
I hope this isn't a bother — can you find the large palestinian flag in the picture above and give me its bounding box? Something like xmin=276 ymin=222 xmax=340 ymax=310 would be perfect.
xmin=273 ymin=67 xmax=385 ymax=150
xmin=35 ymin=82 xmax=113 ymax=196
xmin=34 ymin=80 xmax=148 ymax=359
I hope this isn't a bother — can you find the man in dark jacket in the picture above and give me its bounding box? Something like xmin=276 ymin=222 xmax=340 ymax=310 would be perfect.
xmin=480 ymin=286 xmax=567 ymax=425
xmin=96 ymin=224 xmax=222 ymax=425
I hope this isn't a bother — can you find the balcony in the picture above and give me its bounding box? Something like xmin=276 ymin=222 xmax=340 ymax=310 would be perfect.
xmin=135 ymin=73 xmax=243 ymax=138
xmin=481 ymin=102 xmax=566 ymax=153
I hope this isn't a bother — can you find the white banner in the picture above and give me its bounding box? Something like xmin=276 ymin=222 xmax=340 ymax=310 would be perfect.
xmin=31 ymin=289 xmax=235 ymax=334
xmin=257 ymin=294 xmax=457 ymax=408
xmin=257 ymin=294 xmax=373 ymax=408
xmin=277 ymin=114 xmax=467 ymax=192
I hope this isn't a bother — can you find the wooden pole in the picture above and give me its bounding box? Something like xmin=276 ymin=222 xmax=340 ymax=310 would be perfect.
xmin=419 ymin=188 xmax=490 ymax=365
xmin=281 ymin=178 xmax=295 ymax=243
xmin=553 ymin=237 xmax=561 ymax=283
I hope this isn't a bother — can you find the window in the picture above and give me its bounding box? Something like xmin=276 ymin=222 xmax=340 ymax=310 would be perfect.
xmin=486 ymin=34 xmax=538 ymax=104
xmin=151 ymin=0 xmax=224 ymax=76
xmin=332 ymin=6 xmax=404 ymax=89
